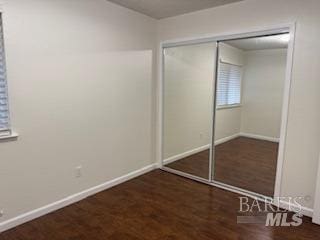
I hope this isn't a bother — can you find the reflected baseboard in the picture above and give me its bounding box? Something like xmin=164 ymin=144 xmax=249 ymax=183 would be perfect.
xmin=163 ymin=144 xmax=210 ymax=165
xmin=163 ymin=132 xmax=279 ymax=166
xmin=215 ymin=133 xmax=240 ymax=146
xmin=163 ymin=134 xmax=240 ymax=165
xmin=239 ymin=132 xmax=279 ymax=143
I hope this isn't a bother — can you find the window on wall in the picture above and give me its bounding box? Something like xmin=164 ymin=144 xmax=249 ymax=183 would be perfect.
xmin=0 ymin=15 xmax=11 ymax=137
xmin=216 ymin=62 xmax=242 ymax=108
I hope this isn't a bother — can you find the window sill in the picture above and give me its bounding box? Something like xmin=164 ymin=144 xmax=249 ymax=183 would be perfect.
xmin=217 ymin=104 xmax=241 ymax=110
xmin=0 ymin=131 xmax=19 ymax=141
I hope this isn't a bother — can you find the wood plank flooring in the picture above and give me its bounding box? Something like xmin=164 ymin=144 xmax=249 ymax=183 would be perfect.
xmin=166 ymin=148 xmax=210 ymax=179
xmin=0 ymin=170 xmax=319 ymax=240
xmin=166 ymin=137 xmax=278 ymax=196
xmin=214 ymin=137 xmax=278 ymax=196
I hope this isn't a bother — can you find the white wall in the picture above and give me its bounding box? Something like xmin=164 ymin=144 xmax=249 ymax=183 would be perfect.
xmin=163 ymin=42 xmax=243 ymax=159
xmin=163 ymin=43 xmax=215 ymax=159
xmin=216 ymin=45 xmax=287 ymax=141
xmin=0 ymin=0 xmax=156 ymax=223
xmin=219 ymin=42 xmax=244 ymax=66
xmin=1 ymin=0 xmax=319 ymax=228
xmin=241 ymin=49 xmax=287 ymax=139
xmin=158 ymin=0 xmax=320 ymax=209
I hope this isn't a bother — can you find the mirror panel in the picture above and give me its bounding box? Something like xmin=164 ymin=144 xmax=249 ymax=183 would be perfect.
xmin=162 ymin=42 xmax=216 ymax=180
xmin=212 ymin=34 xmax=289 ymax=196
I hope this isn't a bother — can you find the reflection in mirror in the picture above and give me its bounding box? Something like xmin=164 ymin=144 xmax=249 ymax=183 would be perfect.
xmin=212 ymin=34 xmax=289 ymax=196
xmin=162 ymin=42 xmax=216 ymax=180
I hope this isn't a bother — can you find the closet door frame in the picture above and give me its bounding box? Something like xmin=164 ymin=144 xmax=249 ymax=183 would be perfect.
xmin=158 ymin=23 xmax=296 ymax=211
xmin=312 ymin=154 xmax=320 ymax=224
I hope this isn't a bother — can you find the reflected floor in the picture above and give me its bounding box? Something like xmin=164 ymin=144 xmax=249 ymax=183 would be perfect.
xmin=166 ymin=149 xmax=210 ymax=179
xmin=166 ymin=137 xmax=278 ymax=196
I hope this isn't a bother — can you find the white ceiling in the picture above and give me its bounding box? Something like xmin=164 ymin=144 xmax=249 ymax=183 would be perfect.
xmin=107 ymin=0 xmax=244 ymax=19
xmin=224 ymin=34 xmax=290 ymax=51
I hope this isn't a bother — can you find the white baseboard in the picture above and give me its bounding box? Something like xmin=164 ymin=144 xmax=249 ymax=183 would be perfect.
xmin=163 ymin=134 xmax=242 ymax=165
xmin=239 ymin=132 xmax=279 ymax=143
xmin=215 ymin=133 xmax=240 ymax=146
xmin=163 ymin=133 xmax=279 ymax=165
xmin=0 ymin=163 xmax=158 ymax=233
xmin=163 ymin=144 xmax=210 ymax=165
xmin=277 ymin=200 xmax=313 ymax=218
xmin=163 ymin=132 xmax=279 ymax=166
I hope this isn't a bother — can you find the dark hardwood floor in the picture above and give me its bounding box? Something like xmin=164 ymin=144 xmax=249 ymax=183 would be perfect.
xmin=1 ymin=170 xmax=319 ymax=240
xmin=215 ymin=137 xmax=278 ymax=196
xmin=166 ymin=148 xmax=210 ymax=179
xmin=166 ymin=137 xmax=278 ymax=196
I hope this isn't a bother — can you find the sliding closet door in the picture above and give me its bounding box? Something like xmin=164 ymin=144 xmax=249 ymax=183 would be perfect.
xmin=212 ymin=34 xmax=289 ymax=197
xmin=162 ymin=42 xmax=217 ymax=180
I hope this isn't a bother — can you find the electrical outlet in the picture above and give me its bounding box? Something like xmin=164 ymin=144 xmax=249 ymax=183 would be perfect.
xmin=75 ymin=166 xmax=82 ymax=178
xmin=0 ymin=209 xmax=4 ymax=217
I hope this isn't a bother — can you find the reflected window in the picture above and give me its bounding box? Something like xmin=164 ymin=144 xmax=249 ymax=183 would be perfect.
xmin=217 ymin=62 xmax=241 ymax=107
xmin=0 ymin=15 xmax=10 ymax=137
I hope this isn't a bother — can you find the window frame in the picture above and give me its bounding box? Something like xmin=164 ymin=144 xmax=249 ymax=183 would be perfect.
xmin=216 ymin=60 xmax=243 ymax=110
xmin=0 ymin=11 xmax=17 ymax=140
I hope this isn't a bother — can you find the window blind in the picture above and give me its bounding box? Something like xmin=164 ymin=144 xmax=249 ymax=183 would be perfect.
xmin=216 ymin=62 xmax=241 ymax=107
xmin=0 ymin=15 xmax=10 ymax=136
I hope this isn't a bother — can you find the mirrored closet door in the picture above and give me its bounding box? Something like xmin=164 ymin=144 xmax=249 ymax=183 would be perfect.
xmin=161 ymin=30 xmax=291 ymax=199
xmin=212 ymin=33 xmax=290 ymax=197
xmin=162 ymin=42 xmax=217 ymax=180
